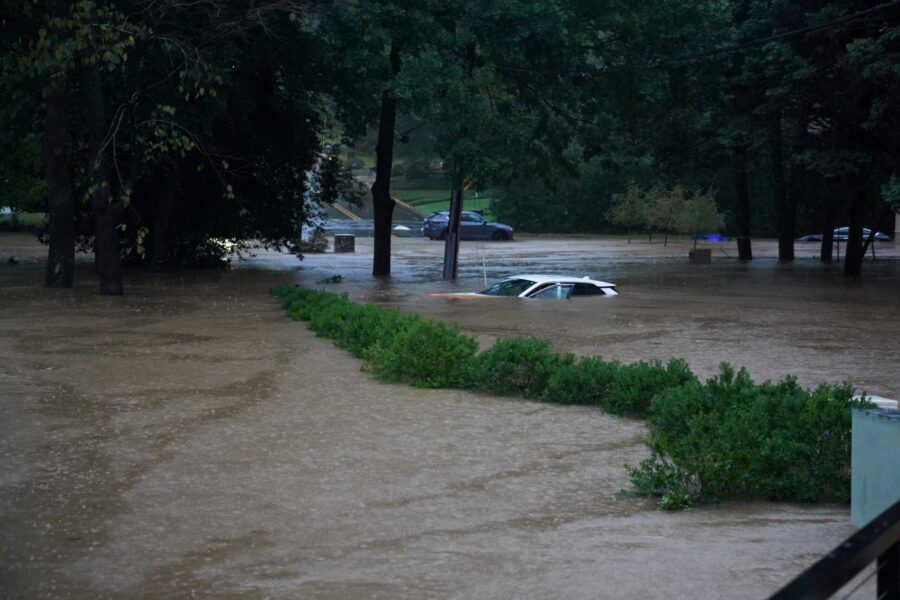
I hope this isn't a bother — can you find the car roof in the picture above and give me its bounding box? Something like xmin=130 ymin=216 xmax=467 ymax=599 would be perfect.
xmin=505 ymin=274 xmax=616 ymax=287
xmin=428 ymin=210 xmax=481 ymax=216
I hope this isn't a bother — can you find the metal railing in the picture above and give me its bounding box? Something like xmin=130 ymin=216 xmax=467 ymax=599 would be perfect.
xmin=769 ymin=498 xmax=900 ymax=600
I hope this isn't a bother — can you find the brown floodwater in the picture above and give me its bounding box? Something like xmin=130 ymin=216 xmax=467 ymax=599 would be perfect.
xmin=1 ymin=232 xmax=897 ymax=598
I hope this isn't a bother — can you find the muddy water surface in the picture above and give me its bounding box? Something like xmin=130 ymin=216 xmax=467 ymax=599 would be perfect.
xmin=1 ymin=233 xmax=897 ymax=598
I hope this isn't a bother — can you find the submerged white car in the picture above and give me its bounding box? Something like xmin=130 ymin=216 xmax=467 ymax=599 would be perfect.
xmin=477 ymin=275 xmax=618 ymax=298
xmin=478 ymin=274 xmax=618 ymax=298
xmin=427 ymin=275 xmax=618 ymax=299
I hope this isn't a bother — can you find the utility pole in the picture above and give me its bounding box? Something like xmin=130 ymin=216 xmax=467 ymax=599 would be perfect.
xmin=442 ymin=186 xmax=464 ymax=279
xmin=442 ymin=42 xmax=476 ymax=281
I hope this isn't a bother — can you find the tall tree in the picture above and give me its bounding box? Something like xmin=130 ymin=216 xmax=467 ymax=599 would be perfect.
xmin=371 ymin=42 xmax=401 ymax=277
xmin=318 ymin=0 xmax=441 ymax=277
xmin=322 ymin=0 xmax=589 ymax=278
xmin=5 ymin=0 xmax=338 ymax=291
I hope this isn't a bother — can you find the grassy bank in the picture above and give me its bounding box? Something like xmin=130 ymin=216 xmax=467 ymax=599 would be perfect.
xmin=393 ymin=189 xmax=496 ymax=219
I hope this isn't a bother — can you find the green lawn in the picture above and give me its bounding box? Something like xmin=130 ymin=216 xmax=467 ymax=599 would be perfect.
xmin=0 ymin=212 xmax=45 ymax=231
xmin=393 ymin=190 xmax=496 ymax=219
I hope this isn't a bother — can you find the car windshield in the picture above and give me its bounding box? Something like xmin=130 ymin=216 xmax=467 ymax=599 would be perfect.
xmin=478 ymin=278 xmax=536 ymax=296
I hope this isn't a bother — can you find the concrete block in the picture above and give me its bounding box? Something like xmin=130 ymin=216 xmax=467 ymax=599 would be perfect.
xmin=334 ymin=234 xmax=355 ymax=253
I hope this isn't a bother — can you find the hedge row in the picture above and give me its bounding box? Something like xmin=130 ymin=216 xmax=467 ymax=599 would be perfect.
xmin=271 ymin=285 xmax=873 ymax=509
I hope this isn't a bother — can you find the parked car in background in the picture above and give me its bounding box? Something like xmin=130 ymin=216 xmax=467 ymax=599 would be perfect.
xmin=797 ymin=226 xmax=890 ymax=242
xmin=832 ymin=227 xmax=890 ymax=241
xmin=423 ymin=210 xmax=514 ymax=241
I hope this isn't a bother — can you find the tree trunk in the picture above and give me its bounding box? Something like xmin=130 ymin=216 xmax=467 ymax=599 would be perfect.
xmin=859 ymin=206 xmax=888 ymax=259
xmin=442 ymin=42 xmax=476 ymax=281
xmin=770 ymin=117 xmax=794 ymax=262
xmin=733 ymin=146 xmax=753 ymax=260
xmin=843 ymin=189 xmax=866 ymax=277
xmin=44 ymin=75 xmax=75 ymax=288
xmin=87 ymin=66 xmax=123 ymax=295
xmin=371 ymin=42 xmax=400 ymax=278
xmin=44 ymin=0 xmax=75 ymax=288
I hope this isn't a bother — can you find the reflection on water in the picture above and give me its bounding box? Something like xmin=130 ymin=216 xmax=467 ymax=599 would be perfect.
xmin=0 ymin=235 xmax=892 ymax=598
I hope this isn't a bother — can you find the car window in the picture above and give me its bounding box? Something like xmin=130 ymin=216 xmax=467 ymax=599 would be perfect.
xmin=461 ymin=213 xmax=484 ymax=223
xmin=530 ymin=284 xmax=573 ymax=299
xmin=479 ymin=278 xmax=536 ymax=296
xmin=571 ymin=283 xmax=606 ymax=296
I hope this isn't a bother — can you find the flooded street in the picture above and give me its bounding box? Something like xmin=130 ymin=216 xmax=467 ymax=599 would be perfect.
xmin=2 ymin=232 xmax=898 ymax=598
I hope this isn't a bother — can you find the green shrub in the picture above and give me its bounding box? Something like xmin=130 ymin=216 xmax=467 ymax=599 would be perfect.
xmin=604 ymin=358 xmax=696 ymax=418
xmin=272 ymin=286 xmax=418 ymax=360
xmin=468 ymin=337 xmax=573 ymax=398
xmin=627 ymin=363 xmax=875 ymax=508
xmin=541 ymin=355 xmax=620 ymax=405
xmin=308 ymin=296 xmax=358 ymax=339
xmin=333 ymin=303 xmax=415 ymax=358
xmin=365 ymin=316 xmax=478 ymax=388
xmin=271 ymin=286 xmax=345 ymax=322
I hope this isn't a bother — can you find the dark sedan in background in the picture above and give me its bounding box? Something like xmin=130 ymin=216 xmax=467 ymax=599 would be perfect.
xmin=797 ymin=226 xmax=890 ymax=242
xmin=423 ymin=211 xmax=514 ymax=241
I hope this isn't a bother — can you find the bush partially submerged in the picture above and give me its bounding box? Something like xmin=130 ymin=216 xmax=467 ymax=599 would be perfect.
xmin=275 ymin=286 xmax=475 ymax=388
xmin=365 ymin=315 xmax=478 ymax=388
xmin=606 ymin=358 xmax=696 ymax=418
xmin=627 ymin=364 xmax=874 ymax=508
xmin=271 ymin=285 xmax=872 ymax=509
xmin=468 ymin=337 xmax=572 ymax=398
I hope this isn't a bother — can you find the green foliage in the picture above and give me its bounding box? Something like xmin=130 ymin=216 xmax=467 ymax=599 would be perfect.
xmin=627 ymin=457 xmax=698 ymax=511
xmin=468 ymin=337 xmax=573 ymax=398
xmin=882 ymin=177 xmax=900 ymax=212
xmin=541 ymin=355 xmax=620 ymax=405
xmin=647 ymin=185 xmax=684 ymax=244
xmin=491 ymin=156 xmax=654 ymax=234
xmin=307 ymin=296 xmax=360 ymax=339
xmin=316 ymin=275 xmax=343 ymax=284
xmin=335 ymin=304 xmax=416 ymax=360
xmin=0 ymin=138 xmax=46 ymax=213
xmin=608 ymin=183 xmax=649 ymax=240
xmin=277 ymin=286 xmax=345 ymax=322
xmin=5 ymin=1 xmax=349 ymax=273
xmin=675 ymin=188 xmax=725 ymax=242
xmin=605 ymin=359 xmax=697 ymax=418
xmin=271 ymin=285 xmax=476 ymax=388
xmin=627 ymin=363 xmax=875 ymax=509
xmin=366 ymin=317 xmax=478 ymax=388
